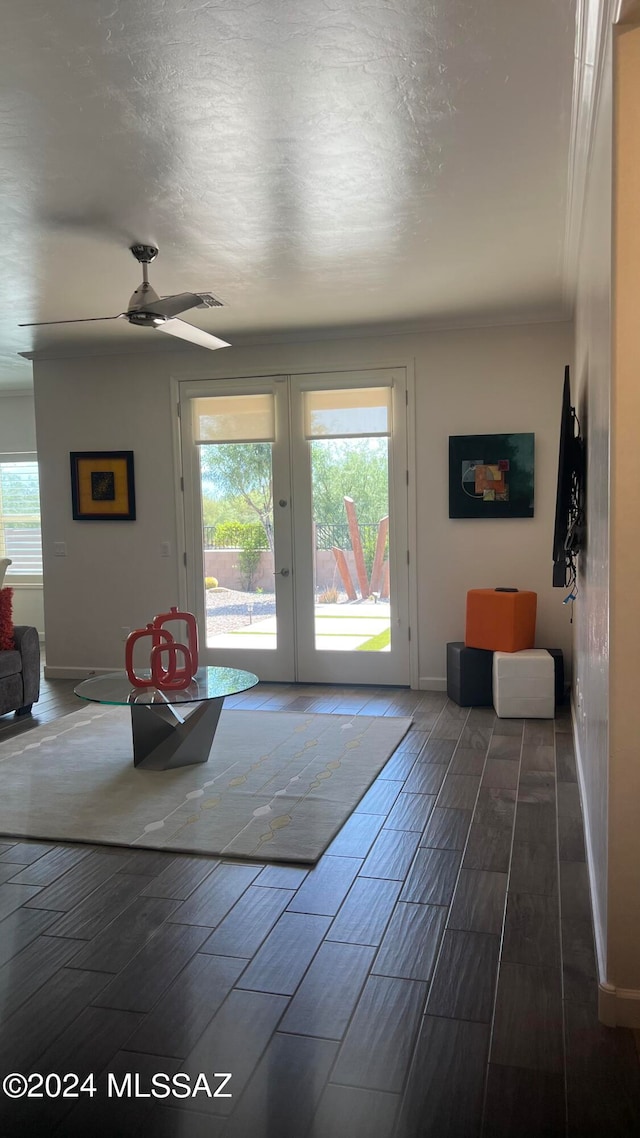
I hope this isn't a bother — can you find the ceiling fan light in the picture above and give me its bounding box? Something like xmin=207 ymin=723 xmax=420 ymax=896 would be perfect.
xmin=127 ymin=309 xmax=164 ymax=327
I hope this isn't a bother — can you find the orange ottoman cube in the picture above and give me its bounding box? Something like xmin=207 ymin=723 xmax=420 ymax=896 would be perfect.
xmin=465 ymin=588 xmax=537 ymax=653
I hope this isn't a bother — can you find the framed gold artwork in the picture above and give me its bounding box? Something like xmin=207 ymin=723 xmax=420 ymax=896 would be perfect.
xmin=70 ymin=451 xmax=136 ymax=521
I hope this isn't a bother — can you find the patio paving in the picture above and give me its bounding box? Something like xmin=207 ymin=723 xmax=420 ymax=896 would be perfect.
xmin=207 ymin=603 xmax=391 ymax=652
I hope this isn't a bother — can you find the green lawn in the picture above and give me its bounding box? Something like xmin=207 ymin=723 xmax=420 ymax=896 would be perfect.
xmin=356 ymin=627 xmax=391 ymax=652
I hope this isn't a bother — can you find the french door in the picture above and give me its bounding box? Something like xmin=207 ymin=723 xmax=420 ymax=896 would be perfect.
xmin=179 ymin=369 xmax=410 ymax=685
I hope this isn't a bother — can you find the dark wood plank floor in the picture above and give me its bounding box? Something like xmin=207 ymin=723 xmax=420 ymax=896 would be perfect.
xmin=0 ymin=675 xmax=639 ymax=1137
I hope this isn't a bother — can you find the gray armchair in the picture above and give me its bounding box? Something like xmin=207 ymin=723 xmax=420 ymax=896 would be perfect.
xmin=0 ymin=625 xmax=41 ymax=717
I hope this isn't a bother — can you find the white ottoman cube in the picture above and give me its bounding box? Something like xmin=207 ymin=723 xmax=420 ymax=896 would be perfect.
xmin=493 ymin=649 xmax=555 ymax=719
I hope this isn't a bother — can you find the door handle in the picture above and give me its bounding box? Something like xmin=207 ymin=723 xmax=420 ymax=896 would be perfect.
xmin=274 ymin=568 xmax=290 ymax=577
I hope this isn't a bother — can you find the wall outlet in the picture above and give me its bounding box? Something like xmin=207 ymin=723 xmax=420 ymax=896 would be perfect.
xmin=53 ymin=542 xmax=67 ymax=557
xmin=121 ymin=626 xmax=130 ymax=641
xmin=160 ymin=541 xmax=171 ymax=557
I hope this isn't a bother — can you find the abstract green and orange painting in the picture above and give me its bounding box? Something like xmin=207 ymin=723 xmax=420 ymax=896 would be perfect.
xmin=449 ymin=433 xmax=534 ymax=518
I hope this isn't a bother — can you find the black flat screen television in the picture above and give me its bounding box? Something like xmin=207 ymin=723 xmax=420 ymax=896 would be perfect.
xmin=552 ymin=365 xmax=585 ymax=587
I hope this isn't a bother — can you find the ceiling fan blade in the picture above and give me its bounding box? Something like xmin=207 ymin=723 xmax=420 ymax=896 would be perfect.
xmin=155 ymin=319 xmax=230 ymax=351
xmin=18 ymin=315 xmax=123 ymax=327
xmin=147 ymin=293 xmax=202 ymax=319
xmin=149 ymin=291 xmax=224 ymax=318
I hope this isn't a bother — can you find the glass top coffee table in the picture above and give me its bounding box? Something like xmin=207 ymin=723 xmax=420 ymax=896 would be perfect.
xmin=74 ymin=667 xmax=259 ymax=771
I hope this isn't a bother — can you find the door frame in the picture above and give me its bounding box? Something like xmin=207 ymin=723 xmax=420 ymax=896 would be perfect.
xmin=172 ymin=357 xmax=419 ymax=689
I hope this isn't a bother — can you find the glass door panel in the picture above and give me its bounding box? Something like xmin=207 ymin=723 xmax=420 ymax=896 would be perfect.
xmin=180 ymin=379 xmax=295 ymax=681
xmin=291 ymin=370 xmax=409 ymax=685
xmin=311 ymin=436 xmax=391 ymax=653
xmin=199 ymin=440 xmax=276 ymax=652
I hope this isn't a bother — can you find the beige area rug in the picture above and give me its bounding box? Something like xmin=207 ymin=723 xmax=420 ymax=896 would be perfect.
xmin=0 ymin=707 xmax=412 ymax=863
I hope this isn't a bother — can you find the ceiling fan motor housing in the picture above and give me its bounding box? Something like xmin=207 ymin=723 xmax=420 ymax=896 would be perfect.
xmin=127 ymin=277 xmax=163 ymax=322
xmin=130 ymin=244 xmax=158 ymax=264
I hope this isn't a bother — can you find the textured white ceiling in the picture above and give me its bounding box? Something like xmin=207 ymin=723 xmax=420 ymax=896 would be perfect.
xmin=0 ymin=0 xmax=576 ymax=389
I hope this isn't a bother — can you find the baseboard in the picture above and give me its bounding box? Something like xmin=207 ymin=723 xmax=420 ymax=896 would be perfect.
xmin=598 ymin=982 xmax=640 ymax=1028
xmin=571 ymin=698 xmax=608 ymax=994
xmin=44 ymin=665 xmax=115 ymax=680
xmin=571 ymin=702 xmax=640 ymax=1028
xmin=419 ymin=676 xmax=447 ymax=691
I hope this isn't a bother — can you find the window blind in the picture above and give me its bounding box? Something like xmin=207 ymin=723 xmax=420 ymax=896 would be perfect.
xmin=304 ymin=387 xmax=391 ymax=439
xmin=192 ymin=393 xmax=275 ymax=443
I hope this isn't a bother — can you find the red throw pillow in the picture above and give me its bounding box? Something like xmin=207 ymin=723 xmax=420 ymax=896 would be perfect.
xmin=0 ymin=587 xmax=14 ymax=651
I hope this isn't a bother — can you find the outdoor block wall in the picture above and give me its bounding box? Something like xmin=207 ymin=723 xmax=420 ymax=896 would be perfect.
xmin=203 ymin=548 xmax=373 ymax=595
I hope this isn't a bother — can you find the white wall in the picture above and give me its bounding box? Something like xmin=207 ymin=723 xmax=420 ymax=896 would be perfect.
xmin=572 ymin=25 xmax=612 ymax=996
xmin=409 ymin=323 xmax=574 ymax=685
xmin=606 ymin=22 xmax=640 ymax=1020
xmin=0 ymin=392 xmax=37 ymax=452
xmin=10 ymin=585 xmax=44 ymax=636
xmin=33 ymin=321 xmax=573 ymax=681
xmin=0 ymin=390 xmax=44 ymax=635
xmin=33 ymin=367 xmax=181 ymax=671
xmin=573 ymin=16 xmax=640 ymax=1028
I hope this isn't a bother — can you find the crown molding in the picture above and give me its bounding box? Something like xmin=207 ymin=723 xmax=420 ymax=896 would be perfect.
xmin=21 ymin=311 xmax=572 ymax=365
xmin=563 ymin=0 xmax=617 ymax=309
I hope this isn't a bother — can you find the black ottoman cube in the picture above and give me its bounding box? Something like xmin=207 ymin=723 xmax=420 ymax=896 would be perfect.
xmin=547 ymin=648 xmax=565 ymax=706
xmin=447 ymin=641 xmax=494 ymax=707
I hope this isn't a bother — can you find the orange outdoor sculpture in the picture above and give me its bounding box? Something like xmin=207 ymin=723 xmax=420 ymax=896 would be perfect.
xmin=125 ymin=607 xmax=199 ymax=690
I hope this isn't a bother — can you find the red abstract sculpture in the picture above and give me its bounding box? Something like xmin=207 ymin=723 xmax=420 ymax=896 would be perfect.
xmin=125 ymin=607 xmax=199 ymax=690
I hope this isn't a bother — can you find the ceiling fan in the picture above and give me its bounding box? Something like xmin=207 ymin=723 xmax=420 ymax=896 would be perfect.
xmin=19 ymin=244 xmax=230 ymax=351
